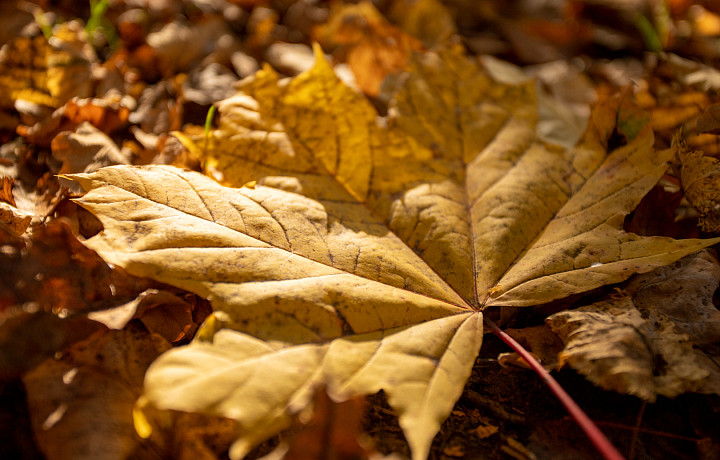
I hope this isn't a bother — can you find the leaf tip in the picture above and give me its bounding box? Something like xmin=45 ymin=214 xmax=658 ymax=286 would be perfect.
xmin=133 ymin=398 xmax=153 ymax=439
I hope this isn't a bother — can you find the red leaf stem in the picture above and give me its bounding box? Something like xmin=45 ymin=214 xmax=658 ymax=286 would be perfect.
xmin=484 ymin=317 xmax=626 ymax=460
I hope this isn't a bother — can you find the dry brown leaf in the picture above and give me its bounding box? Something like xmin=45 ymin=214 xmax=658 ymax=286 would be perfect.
xmin=22 ymin=324 xmax=170 ymax=460
xmin=0 ymin=220 xmax=153 ymax=313
xmin=128 ymin=79 xmax=184 ymax=134
xmin=388 ymin=0 xmax=457 ymax=47
xmin=0 ymin=176 xmax=16 ymax=206
xmin=166 ymin=412 xmax=239 ymax=460
xmin=0 ymin=311 xmax=104 ymax=381
xmin=625 ymin=250 xmax=720 ymax=360
xmin=0 ymin=201 xmax=32 ymax=236
xmin=133 ymin=291 xmax=200 ymax=343
xmin=86 ymin=289 xmax=198 ymax=343
xmin=0 ymin=21 xmax=94 ymax=111
xmin=182 ymin=63 xmax=238 ymax=106
xmin=63 ymin=97 xmax=131 ymax=134
xmin=284 ymin=387 xmax=372 ymax=460
xmin=474 ymin=419 xmax=499 ymax=439
xmin=314 ymin=2 xmax=423 ymax=96
xmin=51 ymin=122 xmax=132 ymax=194
xmin=678 ymin=137 xmax=720 ymax=232
xmin=547 ymin=250 xmax=720 ymax=401
xmin=504 ymin=325 xmax=564 ymax=370
xmin=697 ymin=103 xmax=720 ymax=135
xmin=146 ymin=17 xmax=230 ymax=75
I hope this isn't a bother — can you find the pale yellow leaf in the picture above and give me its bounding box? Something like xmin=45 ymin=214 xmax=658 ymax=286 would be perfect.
xmin=144 ymin=313 xmax=482 ymax=460
xmin=70 ymin=45 xmax=720 ymax=460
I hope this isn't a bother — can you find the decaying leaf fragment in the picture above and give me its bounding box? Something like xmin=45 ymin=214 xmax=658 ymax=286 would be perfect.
xmin=52 ymin=121 xmax=131 ymax=194
xmin=678 ymin=137 xmax=720 ymax=232
xmin=314 ymin=2 xmax=423 ymax=96
xmin=547 ymin=250 xmax=720 ymax=401
xmin=0 ymin=21 xmax=94 ymax=110
xmin=283 ymin=387 xmax=372 ymax=460
xmin=22 ymin=324 xmax=170 ymax=460
xmin=69 ymin=45 xmax=720 ymax=459
xmin=0 ymin=201 xmax=32 ymax=236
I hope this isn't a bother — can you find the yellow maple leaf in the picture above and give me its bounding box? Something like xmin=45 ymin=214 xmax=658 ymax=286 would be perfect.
xmin=68 ymin=45 xmax=719 ymax=459
xmin=0 ymin=21 xmax=94 ymax=109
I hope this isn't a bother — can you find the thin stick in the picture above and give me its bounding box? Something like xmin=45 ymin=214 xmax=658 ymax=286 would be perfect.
xmin=628 ymin=400 xmax=646 ymax=460
xmin=484 ymin=317 xmax=625 ymax=460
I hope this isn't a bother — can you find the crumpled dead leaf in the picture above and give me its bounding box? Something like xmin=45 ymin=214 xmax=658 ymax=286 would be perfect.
xmin=0 ymin=311 xmax=104 ymax=381
xmin=146 ymin=16 xmax=230 ymax=75
xmin=22 ymin=324 xmax=170 ymax=460
xmin=677 ymin=136 xmax=720 ymax=232
xmin=547 ymin=250 xmax=720 ymax=401
xmin=0 ymin=21 xmax=94 ymax=111
xmin=51 ymin=122 xmax=132 ymax=194
xmin=0 ymin=219 xmax=153 ymax=313
xmin=0 ymin=201 xmax=33 ymax=236
xmin=283 ymin=387 xmax=373 ymax=460
xmin=1 ymin=176 xmax=16 ymax=206
xmin=182 ymin=63 xmax=238 ymax=107
xmin=314 ymin=1 xmax=423 ymax=96
xmin=697 ymin=103 xmax=720 ymax=135
xmin=504 ymin=325 xmax=564 ymax=370
xmin=87 ymin=289 xmax=204 ymax=344
xmin=388 ymin=0 xmax=457 ymax=47
xmin=128 ymin=78 xmax=184 ymax=134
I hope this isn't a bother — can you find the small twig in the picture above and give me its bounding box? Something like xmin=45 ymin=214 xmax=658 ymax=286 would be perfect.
xmin=461 ymin=389 xmax=526 ymax=424
xmin=592 ymin=420 xmax=701 ymax=442
xmin=484 ymin=317 xmax=625 ymax=460
xmin=628 ymin=400 xmax=646 ymax=460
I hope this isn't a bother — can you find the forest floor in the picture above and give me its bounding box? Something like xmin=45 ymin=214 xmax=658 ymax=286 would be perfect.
xmin=1 ymin=1 xmax=720 ymax=459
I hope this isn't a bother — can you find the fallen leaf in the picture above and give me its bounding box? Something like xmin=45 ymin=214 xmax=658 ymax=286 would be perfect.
xmin=0 ymin=219 xmax=153 ymax=313
xmin=625 ymin=249 xmax=720 ymax=360
xmin=388 ymin=0 xmax=457 ymax=47
xmin=677 ymin=136 xmax=720 ymax=232
xmin=134 ymin=291 xmax=201 ymax=343
xmin=0 ymin=311 xmax=104 ymax=381
xmin=146 ymin=17 xmax=230 ymax=75
xmin=0 ymin=21 xmax=94 ymax=110
xmin=504 ymin=326 xmax=564 ymax=370
xmin=0 ymin=201 xmax=32 ymax=236
xmin=22 ymin=324 xmax=170 ymax=460
xmin=1 ymin=176 xmax=16 ymax=206
xmin=547 ymin=250 xmax=720 ymax=401
xmin=128 ymin=79 xmax=184 ymax=134
xmin=284 ymin=387 xmax=372 ymax=460
xmin=86 ymin=289 xmax=198 ymax=343
xmin=246 ymin=6 xmax=280 ymax=53
xmin=182 ymin=63 xmax=238 ymax=106
xmin=69 ymin=46 xmax=719 ymax=459
xmin=474 ymin=420 xmax=499 ymax=439
xmin=442 ymin=444 xmax=465 ymax=457
xmin=51 ymin=122 xmax=132 ymax=194
xmin=265 ymin=43 xmax=316 ymax=77
xmin=62 ymin=96 xmax=131 ymax=134
xmin=315 ymin=2 xmax=423 ymax=96
xmin=697 ymin=103 xmax=720 ymax=135
xmin=165 ymin=412 xmax=239 ymax=460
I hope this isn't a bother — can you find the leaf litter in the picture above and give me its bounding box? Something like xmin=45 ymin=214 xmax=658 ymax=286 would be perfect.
xmin=2 ymin=1 xmax=720 ymax=459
